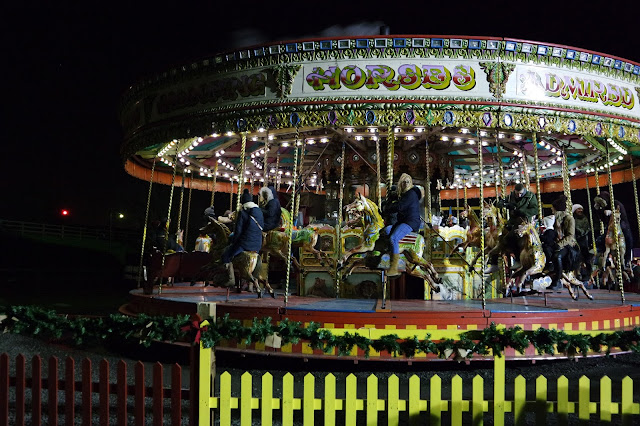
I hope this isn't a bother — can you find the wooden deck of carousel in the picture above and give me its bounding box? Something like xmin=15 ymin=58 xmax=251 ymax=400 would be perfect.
xmin=120 ymin=282 xmax=640 ymax=361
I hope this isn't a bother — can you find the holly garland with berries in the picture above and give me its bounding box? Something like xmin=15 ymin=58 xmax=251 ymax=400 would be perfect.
xmin=2 ymin=305 xmax=640 ymax=360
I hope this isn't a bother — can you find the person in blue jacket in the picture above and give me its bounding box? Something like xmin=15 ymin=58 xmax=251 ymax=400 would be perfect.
xmin=259 ymin=184 xmax=281 ymax=232
xmin=221 ymin=189 xmax=264 ymax=264
xmin=384 ymin=173 xmax=422 ymax=277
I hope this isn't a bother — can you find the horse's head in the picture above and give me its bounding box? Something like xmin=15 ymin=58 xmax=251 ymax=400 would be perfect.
xmin=345 ymin=192 xmax=367 ymax=216
xmin=200 ymin=217 xmax=231 ymax=243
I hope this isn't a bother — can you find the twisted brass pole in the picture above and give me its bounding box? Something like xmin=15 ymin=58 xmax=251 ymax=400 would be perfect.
xmin=159 ymin=147 xmax=179 ymax=295
xmin=631 ymin=157 xmax=640 ymax=244
xmin=375 ymin=130 xmax=382 ymax=210
xmin=284 ymin=126 xmax=300 ymax=306
xmin=211 ymin=161 xmax=219 ymax=206
xmin=585 ymin=173 xmax=599 ymax=289
xmin=137 ymin=159 xmax=156 ymax=288
xmin=335 ymin=140 xmax=347 ymax=299
xmin=478 ymin=131 xmax=486 ymax=309
xmin=561 ymin=149 xmax=572 ymax=211
xmin=236 ymin=132 xmax=247 ymax=212
xmin=532 ymin=133 xmax=543 ymax=221
xmin=605 ymin=142 xmax=625 ymax=304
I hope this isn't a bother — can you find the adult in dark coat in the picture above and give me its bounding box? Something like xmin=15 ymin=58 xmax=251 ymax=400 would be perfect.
xmin=499 ymin=183 xmax=539 ymax=226
xmin=221 ymin=189 xmax=264 ymax=264
xmin=593 ymin=191 xmax=633 ymax=266
xmin=485 ymin=183 xmax=538 ymax=273
xmin=259 ymin=184 xmax=281 ymax=232
xmin=381 ymin=185 xmax=398 ymax=227
xmin=384 ymin=173 xmax=422 ymax=276
xmin=548 ymin=195 xmax=579 ymax=291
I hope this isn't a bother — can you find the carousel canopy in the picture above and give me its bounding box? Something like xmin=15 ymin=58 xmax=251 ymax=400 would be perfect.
xmin=119 ymin=35 xmax=640 ymax=195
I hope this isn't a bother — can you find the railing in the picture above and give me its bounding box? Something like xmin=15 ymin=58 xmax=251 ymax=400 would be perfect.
xmin=0 ymin=353 xmax=190 ymax=426
xmin=0 ymin=219 xmax=140 ymax=243
xmin=198 ymin=348 xmax=640 ymax=425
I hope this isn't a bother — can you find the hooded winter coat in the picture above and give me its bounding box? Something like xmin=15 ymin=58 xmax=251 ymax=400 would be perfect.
xmin=260 ymin=186 xmax=281 ymax=232
xmin=395 ymin=186 xmax=422 ymax=232
xmin=230 ymin=201 xmax=264 ymax=252
xmin=506 ymin=189 xmax=539 ymax=221
xmin=554 ymin=210 xmax=577 ymax=249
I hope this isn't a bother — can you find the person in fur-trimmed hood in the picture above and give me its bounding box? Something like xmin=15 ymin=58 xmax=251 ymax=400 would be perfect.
xmin=221 ymin=189 xmax=264 ymax=264
xmin=383 ymin=173 xmax=422 ymax=277
xmin=259 ymin=184 xmax=281 ymax=232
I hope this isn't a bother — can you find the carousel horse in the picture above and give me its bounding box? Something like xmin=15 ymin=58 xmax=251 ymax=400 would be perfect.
xmin=260 ymin=207 xmax=332 ymax=270
xmin=339 ymin=193 xmax=441 ymax=292
xmin=595 ymin=206 xmax=632 ymax=288
xmin=199 ymin=218 xmax=275 ymax=299
xmin=507 ymin=220 xmax=593 ymax=300
xmin=449 ymin=202 xmax=505 ymax=271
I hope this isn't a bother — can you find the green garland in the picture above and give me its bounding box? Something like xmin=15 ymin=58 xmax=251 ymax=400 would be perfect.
xmin=2 ymin=305 xmax=640 ymax=360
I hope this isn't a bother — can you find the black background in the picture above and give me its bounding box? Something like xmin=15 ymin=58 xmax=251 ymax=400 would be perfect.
xmin=4 ymin=1 xmax=639 ymax=233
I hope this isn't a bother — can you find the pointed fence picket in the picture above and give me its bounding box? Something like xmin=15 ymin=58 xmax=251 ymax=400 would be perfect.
xmin=197 ymin=346 xmax=640 ymax=426
xmin=0 ymin=353 xmax=189 ymax=426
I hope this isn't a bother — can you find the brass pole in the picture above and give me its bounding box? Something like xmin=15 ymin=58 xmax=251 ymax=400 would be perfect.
xmin=478 ymin=130 xmax=486 ymax=309
xmin=335 ymin=139 xmax=347 ymax=299
xmin=137 ymin=159 xmax=156 ymax=288
xmin=532 ymin=133 xmax=543 ymax=221
xmin=585 ymin=173 xmax=599 ymax=289
xmin=631 ymin=157 xmax=640 ymax=244
xmin=235 ymin=132 xmax=247 ymax=212
xmin=561 ymin=149 xmax=572 ymax=211
xmin=284 ymin=126 xmax=300 ymax=306
xmin=605 ymin=141 xmax=625 ymax=304
xmin=375 ymin=131 xmax=382 ymax=210
xmin=159 ymin=146 xmax=179 ymax=295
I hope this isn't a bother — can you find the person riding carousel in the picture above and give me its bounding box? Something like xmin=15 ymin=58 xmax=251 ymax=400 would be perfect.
xmin=221 ymin=188 xmax=264 ymax=266
xmin=593 ymin=191 xmax=633 ymax=268
xmin=548 ymin=195 xmax=580 ymax=291
xmin=259 ymin=183 xmax=281 ymax=232
xmin=384 ymin=173 xmax=422 ymax=277
xmin=484 ymin=183 xmax=539 ymax=273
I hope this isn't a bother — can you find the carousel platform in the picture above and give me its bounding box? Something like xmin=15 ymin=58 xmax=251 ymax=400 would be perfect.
xmin=120 ymin=282 xmax=640 ymax=361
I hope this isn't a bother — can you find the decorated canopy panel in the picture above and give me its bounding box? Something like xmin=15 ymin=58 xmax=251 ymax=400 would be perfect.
xmin=119 ymin=35 xmax=640 ymax=194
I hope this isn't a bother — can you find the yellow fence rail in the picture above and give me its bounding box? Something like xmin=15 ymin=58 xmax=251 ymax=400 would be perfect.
xmin=198 ymin=347 xmax=640 ymax=425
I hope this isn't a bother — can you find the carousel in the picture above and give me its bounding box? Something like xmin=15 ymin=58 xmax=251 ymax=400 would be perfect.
xmin=119 ymin=35 xmax=640 ymax=360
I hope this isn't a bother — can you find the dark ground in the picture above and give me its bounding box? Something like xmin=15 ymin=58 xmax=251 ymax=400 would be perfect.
xmin=2 ymin=233 xmax=640 ymax=424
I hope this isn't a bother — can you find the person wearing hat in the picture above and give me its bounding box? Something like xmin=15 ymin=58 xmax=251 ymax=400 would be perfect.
xmin=593 ymin=191 xmax=633 ymax=267
xmin=548 ymin=195 xmax=579 ymax=291
xmin=498 ymin=183 xmax=539 ymax=225
xmin=384 ymin=173 xmax=422 ymax=277
xmin=484 ymin=183 xmax=539 ymax=274
xmin=221 ymin=189 xmax=264 ymax=264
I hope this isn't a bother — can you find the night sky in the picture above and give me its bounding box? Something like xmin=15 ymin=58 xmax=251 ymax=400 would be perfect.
xmin=4 ymin=1 xmax=639 ymax=229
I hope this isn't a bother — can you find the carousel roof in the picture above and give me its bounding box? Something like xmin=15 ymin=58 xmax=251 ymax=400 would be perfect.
xmin=120 ymin=35 xmax=640 ymax=194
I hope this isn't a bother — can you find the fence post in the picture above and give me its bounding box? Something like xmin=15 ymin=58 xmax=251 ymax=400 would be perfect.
xmin=198 ymin=344 xmax=213 ymax=426
xmin=494 ymin=354 xmax=505 ymax=426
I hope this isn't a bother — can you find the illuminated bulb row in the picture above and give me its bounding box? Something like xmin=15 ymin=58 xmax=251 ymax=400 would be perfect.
xmin=217 ymin=158 xmax=235 ymax=171
xmin=157 ymin=139 xmax=177 ymax=157
xmin=540 ymin=156 xmax=563 ymax=170
xmin=250 ymin=148 xmax=266 ymax=158
xmin=607 ymin=138 xmax=628 ymax=155
xmin=585 ymin=155 xmax=624 ymax=173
